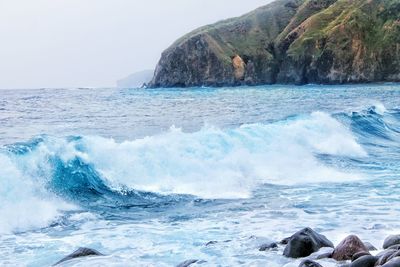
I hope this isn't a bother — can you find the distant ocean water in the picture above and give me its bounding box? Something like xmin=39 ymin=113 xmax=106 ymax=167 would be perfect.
xmin=0 ymin=84 xmax=400 ymax=266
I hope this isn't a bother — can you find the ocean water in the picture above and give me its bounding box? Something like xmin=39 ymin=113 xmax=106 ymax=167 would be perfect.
xmin=0 ymin=84 xmax=400 ymax=266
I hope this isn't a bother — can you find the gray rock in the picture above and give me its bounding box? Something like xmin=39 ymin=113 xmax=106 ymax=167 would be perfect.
xmin=387 ymin=251 xmax=400 ymax=263
xmin=176 ymin=259 xmax=199 ymax=267
xmin=280 ymin=236 xmax=291 ymax=245
xmin=376 ymin=249 xmax=398 ymax=265
xmin=205 ymin=241 xmax=218 ymax=246
xmin=378 ymin=249 xmax=398 ymax=258
xmin=283 ymin=227 xmax=334 ymax=258
xmin=351 ymin=251 xmax=371 ymax=262
xmin=315 ymin=252 xmax=332 ymax=259
xmin=388 ymin=244 xmax=400 ymax=250
xmin=363 ymin=242 xmax=377 ymax=251
xmin=383 ymin=257 xmax=400 ymax=267
xmin=349 ymin=255 xmax=378 ymax=267
xmin=53 ymin=247 xmax=104 ymax=266
xmin=332 ymin=235 xmax=368 ymax=261
xmin=309 ymin=247 xmax=334 ymax=260
xmin=384 ymin=235 xmax=400 ymax=249
xmin=259 ymin=242 xmax=278 ymax=251
xmin=298 ymin=259 xmax=323 ymax=267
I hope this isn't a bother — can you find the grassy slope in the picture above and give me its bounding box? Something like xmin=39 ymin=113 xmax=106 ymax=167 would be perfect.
xmin=276 ymin=0 xmax=337 ymax=45
xmin=287 ymin=0 xmax=400 ymax=60
xmin=169 ymin=0 xmax=303 ymax=65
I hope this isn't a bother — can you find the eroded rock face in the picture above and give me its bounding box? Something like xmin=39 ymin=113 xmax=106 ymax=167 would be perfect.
xmin=283 ymin=227 xmax=334 ymax=258
xmin=232 ymin=55 xmax=246 ymax=82
xmin=151 ymin=34 xmax=235 ymax=87
xmin=331 ymin=235 xmax=368 ymax=261
xmin=149 ymin=0 xmax=400 ymax=88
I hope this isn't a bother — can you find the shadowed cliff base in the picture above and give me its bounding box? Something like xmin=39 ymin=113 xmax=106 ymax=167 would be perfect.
xmin=149 ymin=0 xmax=400 ymax=88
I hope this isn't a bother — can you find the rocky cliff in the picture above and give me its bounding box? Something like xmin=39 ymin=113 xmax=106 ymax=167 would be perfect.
xmin=149 ymin=0 xmax=400 ymax=87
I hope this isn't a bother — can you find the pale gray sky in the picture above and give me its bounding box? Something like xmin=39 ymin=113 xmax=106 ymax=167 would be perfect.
xmin=0 ymin=0 xmax=270 ymax=89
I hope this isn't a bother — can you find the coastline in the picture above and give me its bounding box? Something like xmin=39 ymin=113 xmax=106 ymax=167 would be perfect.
xmin=51 ymin=228 xmax=400 ymax=267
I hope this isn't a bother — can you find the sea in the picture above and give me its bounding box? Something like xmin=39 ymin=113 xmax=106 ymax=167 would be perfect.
xmin=0 ymin=84 xmax=400 ymax=266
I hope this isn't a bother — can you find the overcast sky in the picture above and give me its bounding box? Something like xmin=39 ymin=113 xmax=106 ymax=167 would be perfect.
xmin=0 ymin=0 xmax=270 ymax=89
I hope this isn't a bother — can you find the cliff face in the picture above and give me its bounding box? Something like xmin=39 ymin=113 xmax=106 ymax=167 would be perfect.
xmin=150 ymin=0 xmax=400 ymax=87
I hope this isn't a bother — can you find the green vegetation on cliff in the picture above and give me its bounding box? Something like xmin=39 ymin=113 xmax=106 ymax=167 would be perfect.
xmin=150 ymin=0 xmax=400 ymax=87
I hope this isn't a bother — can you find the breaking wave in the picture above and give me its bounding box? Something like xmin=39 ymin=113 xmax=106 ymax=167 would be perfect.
xmin=3 ymin=107 xmax=398 ymax=234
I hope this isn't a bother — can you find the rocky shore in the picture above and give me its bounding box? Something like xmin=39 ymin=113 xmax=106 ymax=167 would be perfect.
xmin=54 ymin=227 xmax=400 ymax=266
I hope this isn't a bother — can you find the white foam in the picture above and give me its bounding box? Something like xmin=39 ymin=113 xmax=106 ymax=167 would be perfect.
xmin=0 ymin=111 xmax=367 ymax=234
xmin=75 ymin=112 xmax=366 ymax=199
xmin=373 ymin=102 xmax=388 ymax=115
xmin=0 ymin=153 xmax=74 ymax=234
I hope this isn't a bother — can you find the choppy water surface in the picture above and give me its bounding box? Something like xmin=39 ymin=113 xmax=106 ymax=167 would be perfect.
xmin=1 ymin=84 xmax=400 ymax=266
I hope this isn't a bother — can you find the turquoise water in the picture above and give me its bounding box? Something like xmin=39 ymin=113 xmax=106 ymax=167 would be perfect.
xmin=0 ymin=84 xmax=400 ymax=266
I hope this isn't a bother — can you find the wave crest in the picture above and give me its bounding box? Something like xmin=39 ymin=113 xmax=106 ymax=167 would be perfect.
xmin=0 ymin=111 xmax=371 ymax=234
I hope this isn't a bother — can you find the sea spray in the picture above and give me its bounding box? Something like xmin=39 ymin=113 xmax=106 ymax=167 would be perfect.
xmin=0 ymin=153 xmax=73 ymax=234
